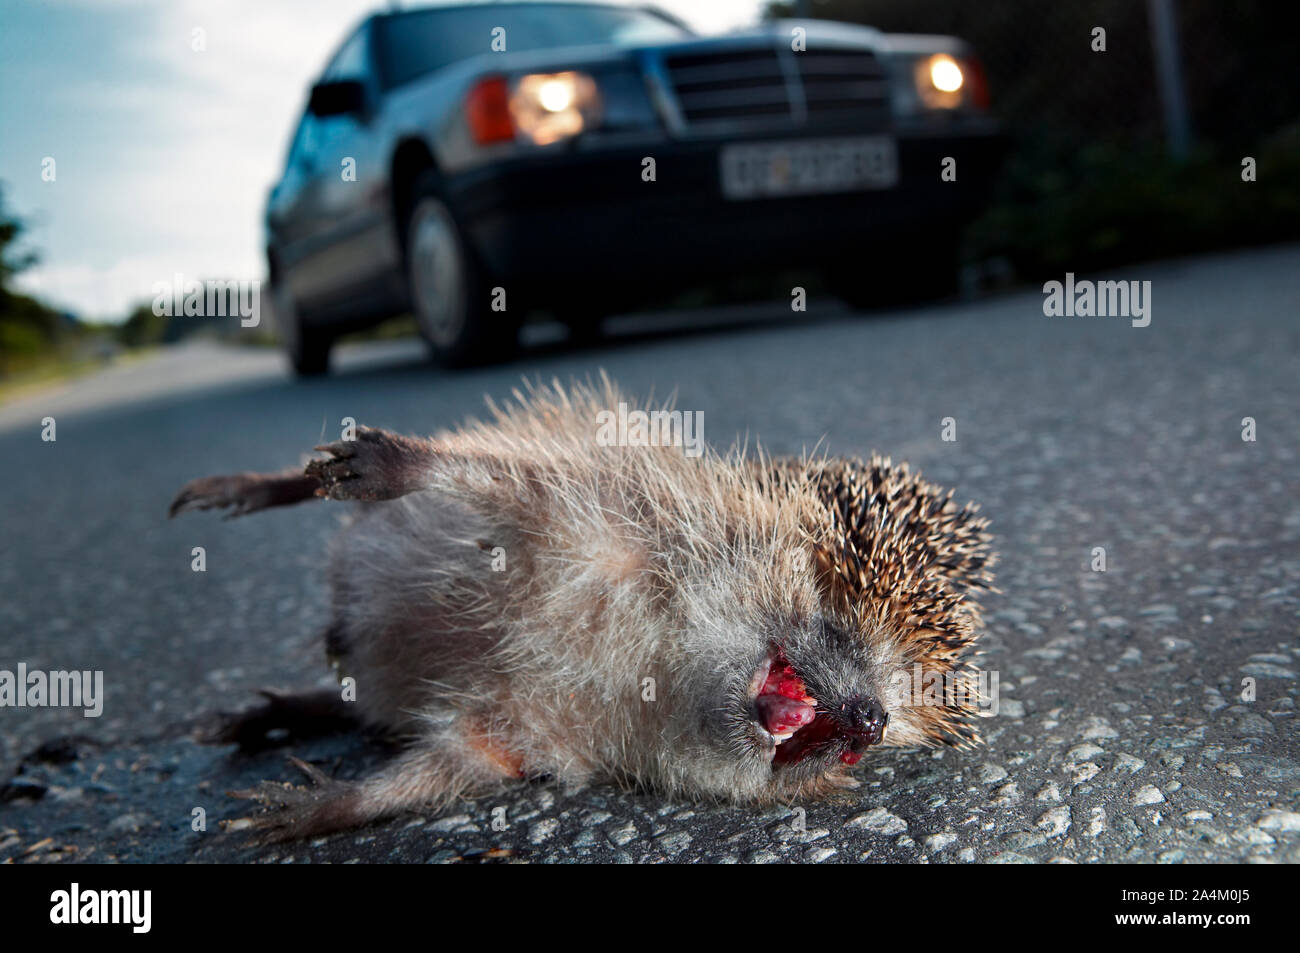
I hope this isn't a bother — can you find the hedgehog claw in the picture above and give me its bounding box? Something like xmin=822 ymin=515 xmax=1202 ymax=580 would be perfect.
xmin=306 ymin=426 xmax=432 ymax=502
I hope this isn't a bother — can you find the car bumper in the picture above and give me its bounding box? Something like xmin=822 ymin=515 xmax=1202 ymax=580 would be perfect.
xmin=443 ymin=125 xmax=1007 ymax=296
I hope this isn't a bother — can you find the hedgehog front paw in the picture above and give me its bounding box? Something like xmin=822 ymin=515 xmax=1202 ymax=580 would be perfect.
xmin=307 ymin=426 xmax=431 ymax=502
xmin=168 ymin=470 xmax=319 ymax=519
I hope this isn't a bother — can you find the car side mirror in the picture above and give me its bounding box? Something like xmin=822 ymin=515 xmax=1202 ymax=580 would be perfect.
xmin=308 ymin=80 xmax=366 ymax=118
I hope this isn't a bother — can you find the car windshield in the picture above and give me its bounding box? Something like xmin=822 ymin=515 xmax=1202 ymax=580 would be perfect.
xmin=376 ymin=2 xmax=691 ymax=89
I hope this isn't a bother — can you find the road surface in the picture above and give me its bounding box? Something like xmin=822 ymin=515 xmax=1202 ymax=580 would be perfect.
xmin=2 ymin=245 xmax=1298 ymax=863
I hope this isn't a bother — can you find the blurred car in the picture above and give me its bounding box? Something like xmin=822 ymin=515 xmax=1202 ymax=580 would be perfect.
xmin=266 ymin=0 xmax=1005 ymax=374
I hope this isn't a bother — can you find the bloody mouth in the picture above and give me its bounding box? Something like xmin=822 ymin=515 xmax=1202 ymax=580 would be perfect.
xmin=752 ymin=648 xmax=885 ymax=768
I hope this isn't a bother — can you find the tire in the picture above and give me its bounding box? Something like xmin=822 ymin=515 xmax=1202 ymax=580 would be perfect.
xmin=560 ymin=306 xmax=606 ymax=345
xmin=826 ymin=234 xmax=961 ymax=311
xmin=403 ymin=173 xmax=517 ymax=367
xmin=273 ymin=280 xmax=331 ymax=377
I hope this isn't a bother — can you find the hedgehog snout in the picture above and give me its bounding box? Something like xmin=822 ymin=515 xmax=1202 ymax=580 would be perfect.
xmin=836 ymin=695 xmax=889 ymax=754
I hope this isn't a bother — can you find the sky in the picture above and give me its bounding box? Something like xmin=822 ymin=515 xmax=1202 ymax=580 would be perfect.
xmin=0 ymin=0 xmax=764 ymax=321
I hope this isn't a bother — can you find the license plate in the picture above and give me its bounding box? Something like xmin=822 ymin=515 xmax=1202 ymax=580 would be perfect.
xmin=720 ymin=136 xmax=898 ymax=200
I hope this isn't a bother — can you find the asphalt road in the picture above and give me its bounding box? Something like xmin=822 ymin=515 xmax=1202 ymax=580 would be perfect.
xmin=2 ymin=245 xmax=1298 ymax=864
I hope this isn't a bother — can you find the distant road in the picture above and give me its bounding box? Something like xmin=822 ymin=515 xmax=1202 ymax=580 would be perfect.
xmin=0 ymin=339 xmax=412 ymax=433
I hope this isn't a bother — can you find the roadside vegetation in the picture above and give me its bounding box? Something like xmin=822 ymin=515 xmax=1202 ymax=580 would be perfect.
xmin=771 ymin=0 xmax=1300 ymax=277
xmin=0 ymin=187 xmax=119 ymax=399
xmin=0 ymin=184 xmax=280 ymax=400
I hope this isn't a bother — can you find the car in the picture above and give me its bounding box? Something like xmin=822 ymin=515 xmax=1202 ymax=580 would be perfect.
xmin=265 ymin=0 xmax=1005 ymax=374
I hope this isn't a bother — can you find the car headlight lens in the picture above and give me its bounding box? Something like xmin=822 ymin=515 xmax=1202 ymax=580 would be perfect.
xmin=915 ymin=54 xmax=965 ymax=109
xmin=536 ymin=77 xmax=576 ymax=113
xmin=929 ymin=55 xmax=964 ymax=93
xmin=510 ymin=71 xmax=601 ymax=145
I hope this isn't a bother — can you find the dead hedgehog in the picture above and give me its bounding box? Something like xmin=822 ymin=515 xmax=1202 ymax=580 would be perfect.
xmin=169 ymin=378 xmax=995 ymax=839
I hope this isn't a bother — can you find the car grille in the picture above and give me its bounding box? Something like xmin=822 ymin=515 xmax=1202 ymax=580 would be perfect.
xmin=796 ymin=49 xmax=891 ymax=122
xmin=659 ymin=44 xmax=891 ymax=134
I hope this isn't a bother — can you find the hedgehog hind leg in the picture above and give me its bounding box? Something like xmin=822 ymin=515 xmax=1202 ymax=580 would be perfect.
xmin=169 ymin=468 xmax=321 ymax=518
xmin=198 ymin=688 xmax=358 ymax=752
xmin=224 ymin=756 xmax=371 ymax=842
xmin=225 ymin=726 xmax=519 ymax=842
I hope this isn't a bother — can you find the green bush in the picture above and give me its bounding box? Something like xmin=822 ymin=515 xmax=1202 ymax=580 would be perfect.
xmin=0 ymin=320 xmax=47 ymax=358
xmin=767 ymin=1 xmax=1300 ymax=279
xmin=968 ymin=129 xmax=1300 ymax=277
xmin=116 ymin=304 xmax=170 ymax=349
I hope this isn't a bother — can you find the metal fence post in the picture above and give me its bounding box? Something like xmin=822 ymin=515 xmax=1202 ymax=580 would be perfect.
xmin=1147 ymin=0 xmax=1192 ymax=158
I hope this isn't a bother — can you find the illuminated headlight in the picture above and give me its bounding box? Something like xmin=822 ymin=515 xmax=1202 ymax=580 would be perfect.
xmin=510 ymin=71 xmax=600 ymax=145
xmin=915 ymin=54 xmax=965 ymax=109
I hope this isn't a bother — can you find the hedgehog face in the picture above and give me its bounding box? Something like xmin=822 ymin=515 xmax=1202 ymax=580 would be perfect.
xmin=737 ymin=616 xmax=893 ymax=780
xmin=748 ymin=645 xmax=888 ymax=770
xmin=663 ymin=522 xmax=935 ymax=798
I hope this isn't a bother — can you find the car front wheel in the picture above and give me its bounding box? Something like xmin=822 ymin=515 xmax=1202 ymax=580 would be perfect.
xmin=405 ymin=178 xmax=516 ymax=367
xmin=559 ymin=305 xmax=606 ymax=345
xmin=273 ymin=280 xmax=331 ymax=377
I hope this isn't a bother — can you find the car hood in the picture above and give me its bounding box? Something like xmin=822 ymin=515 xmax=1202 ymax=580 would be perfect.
xmin=431 ymin=17 xmax=892 ymax=77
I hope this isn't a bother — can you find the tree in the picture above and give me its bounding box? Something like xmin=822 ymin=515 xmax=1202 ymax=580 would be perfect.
xmin=0 ymin=182 xmax=67 ymax=374
xmin=0 ymin=183 xmax=40 ymax=306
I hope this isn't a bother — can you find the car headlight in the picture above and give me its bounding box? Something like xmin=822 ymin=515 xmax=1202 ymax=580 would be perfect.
xmin=510 ymin=71 xmax=601 ymax=146
xmin=915 ymin=54 xmax=964 ymax=108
